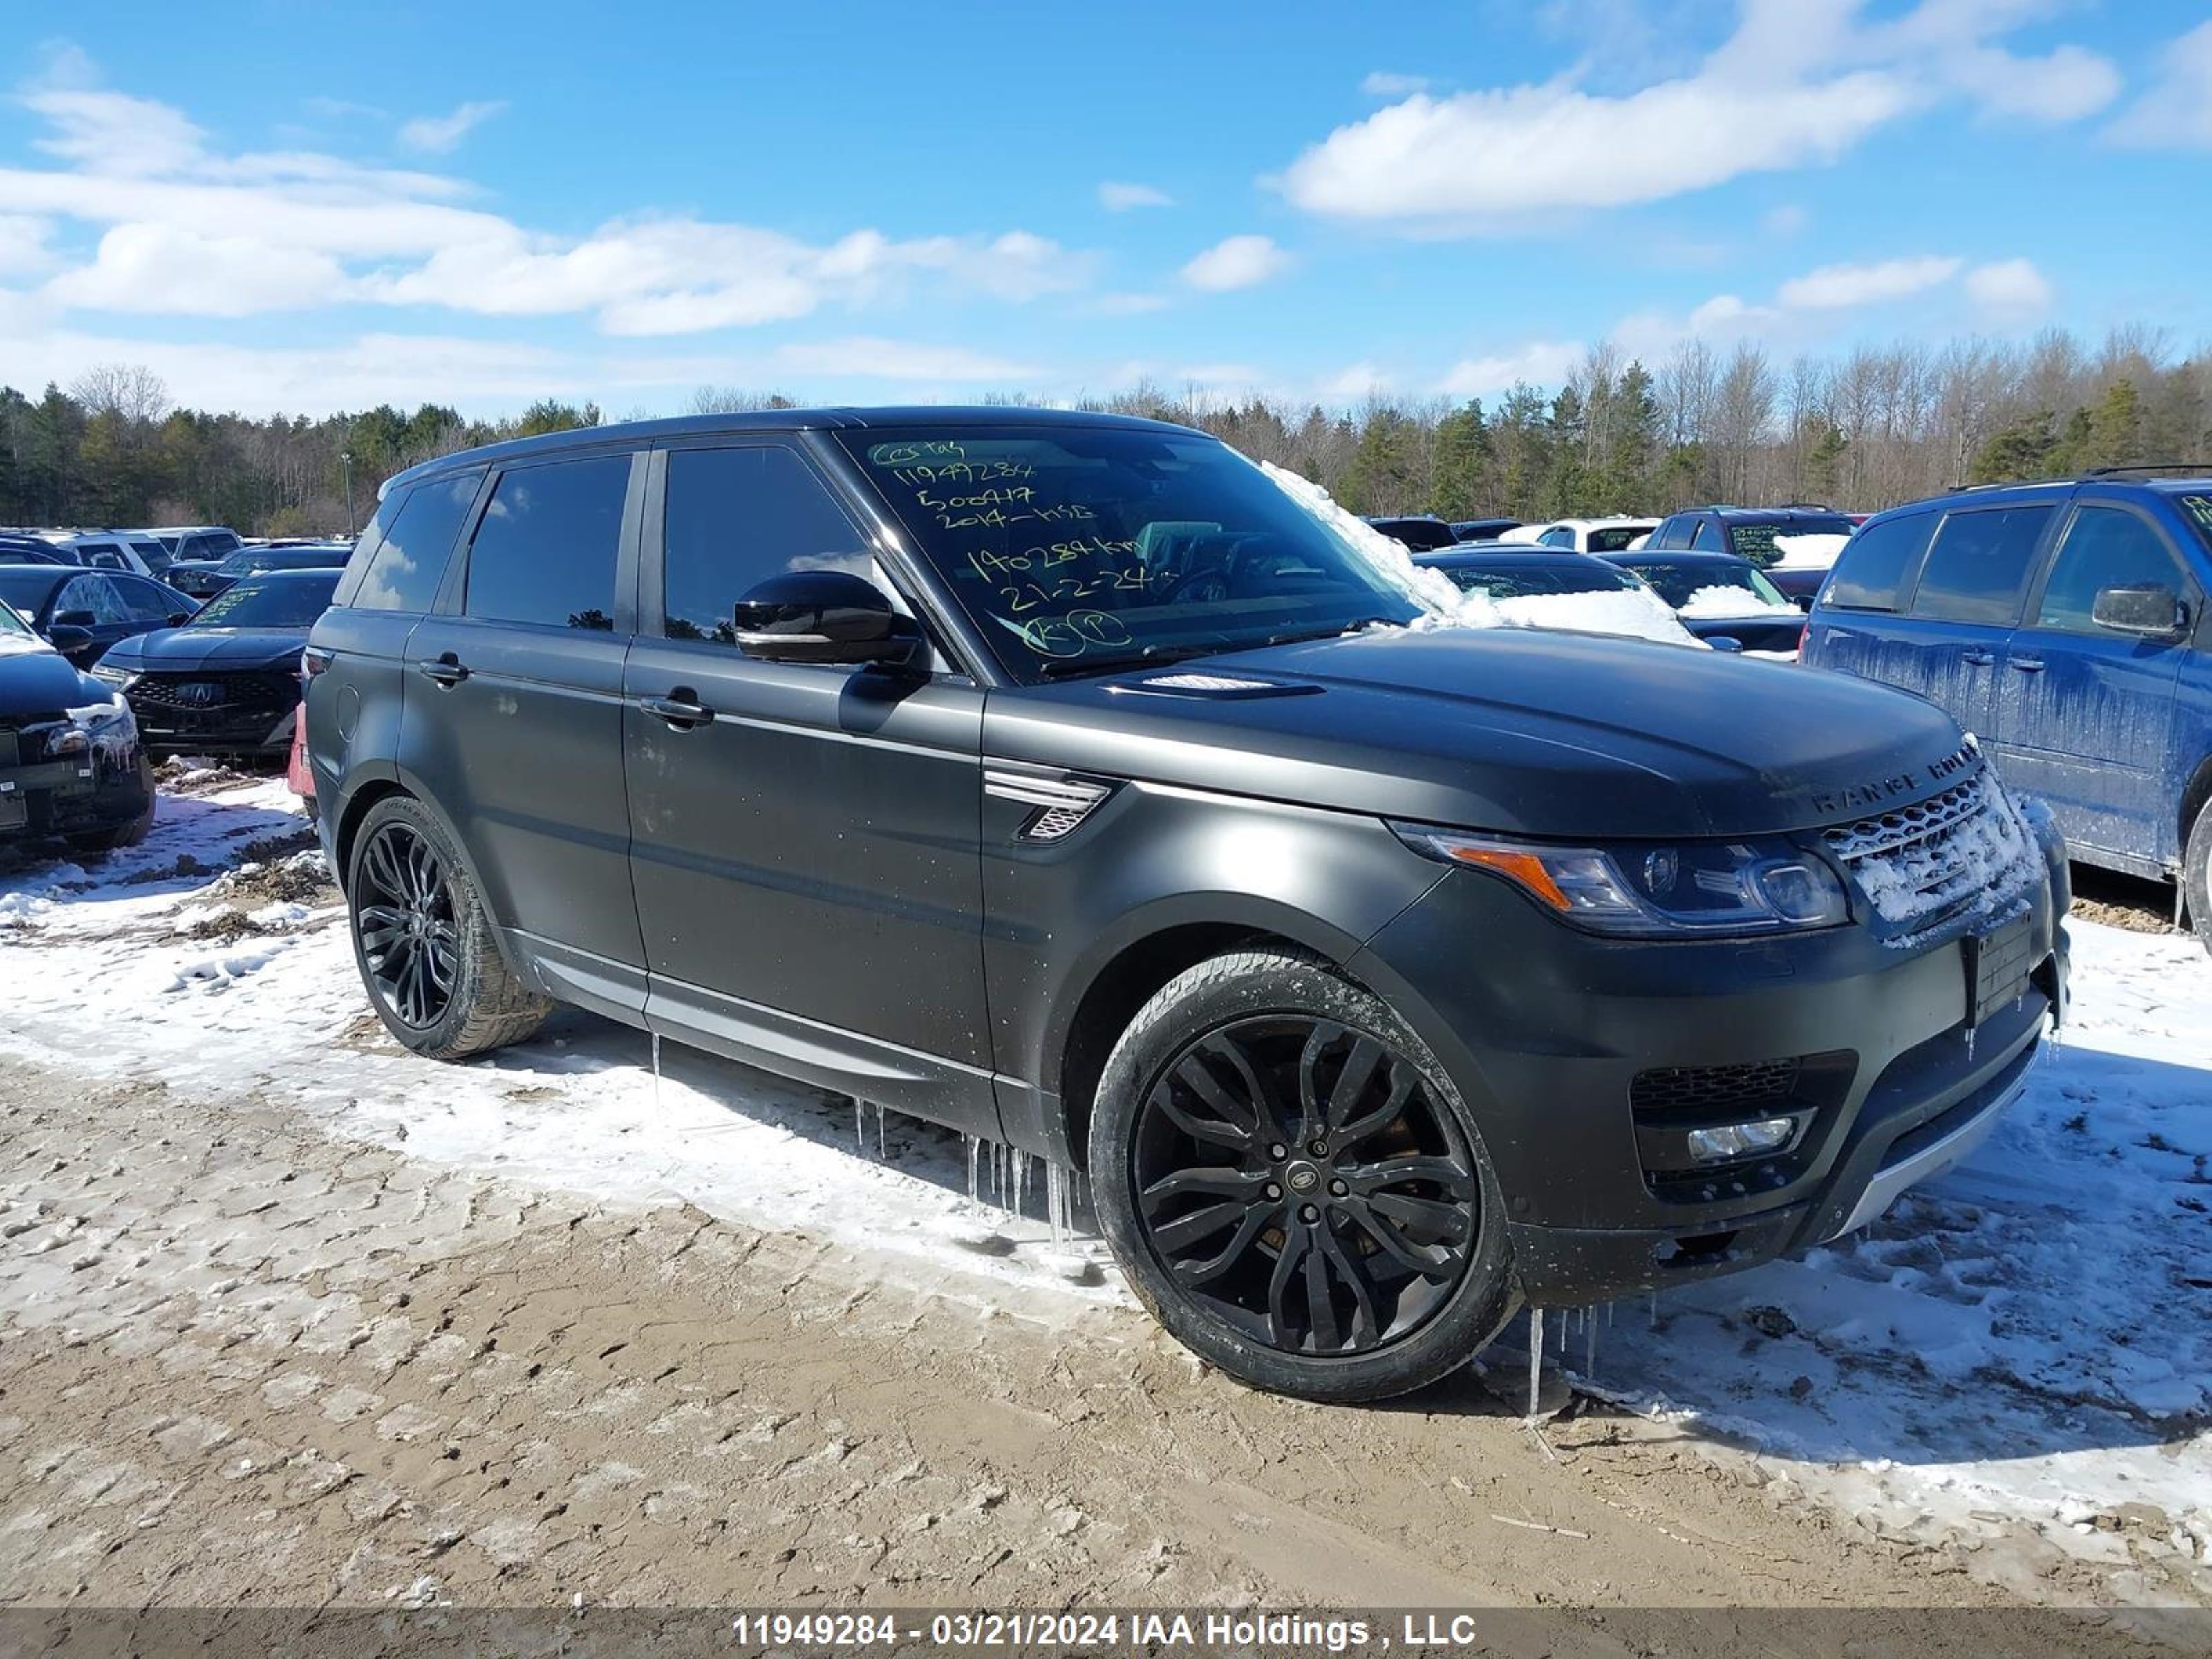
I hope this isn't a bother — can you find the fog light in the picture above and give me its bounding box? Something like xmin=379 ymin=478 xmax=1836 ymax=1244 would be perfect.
xmin=1687 ymin=1116 xmax=1797 ymax=1163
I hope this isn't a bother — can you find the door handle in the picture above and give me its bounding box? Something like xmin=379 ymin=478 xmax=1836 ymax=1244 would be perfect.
xmin=2010 ymin=657 xmax=2046 ymax=673
xmin=640 ymin=691 xmax=714 ymax=729
xmin=418 ymin=654 xmax=468 ymax=687
xmin=1962 ymin=650 xmax=1996 ymax=666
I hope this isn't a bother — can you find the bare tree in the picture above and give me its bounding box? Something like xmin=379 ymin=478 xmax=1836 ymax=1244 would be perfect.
xmin=70 ymin=363 xmax=170 ymax=427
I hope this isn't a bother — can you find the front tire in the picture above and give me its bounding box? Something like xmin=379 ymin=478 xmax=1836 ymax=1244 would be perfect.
xmin=1089 ymin=949 xmax=1517 ymax=1403
xmin=347 ymin=795 xmax=552 ymax=1060
xmin=2184 ymin=794 xmax=2212 ymax=958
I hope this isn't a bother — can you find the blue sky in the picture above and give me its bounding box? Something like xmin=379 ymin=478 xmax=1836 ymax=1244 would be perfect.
xmin=0 ymin=0 xmax=2206 ymax=416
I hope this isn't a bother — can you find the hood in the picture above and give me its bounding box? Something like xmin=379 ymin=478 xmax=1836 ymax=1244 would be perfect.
xmin=0 ymin=633 xmax=97 ymax=718
xmin=106 ymin=626 xmax=307 ymax=671
xmin=982 ymin=626 xmax=1970 ymax=840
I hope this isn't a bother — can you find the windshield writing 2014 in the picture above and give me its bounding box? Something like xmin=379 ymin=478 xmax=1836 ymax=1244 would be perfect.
xmin=877 ymin=441 xmax=1145 ymax=659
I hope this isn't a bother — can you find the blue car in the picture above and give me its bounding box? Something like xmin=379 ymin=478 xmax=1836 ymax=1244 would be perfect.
xmin=1802 ymin=471 xmax=2212 ymax=950
xmin=90 ymin=567 xmax=339 ymax=758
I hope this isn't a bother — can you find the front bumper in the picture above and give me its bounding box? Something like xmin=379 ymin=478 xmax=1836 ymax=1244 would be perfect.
xmin=0 ymin=735 xmax=154 ymax=844
xmin=1349 ymin=856 xmax=2067 ymax=1306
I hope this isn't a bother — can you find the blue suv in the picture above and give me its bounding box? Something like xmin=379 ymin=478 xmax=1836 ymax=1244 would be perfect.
xmin=1803 ymin=473 xmax=2212 ymax=950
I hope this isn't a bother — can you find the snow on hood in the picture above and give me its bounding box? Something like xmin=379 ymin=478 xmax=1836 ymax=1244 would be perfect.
xmin=1257 ymin=460 xmax=1704 ymax=648
xmin=1771 ymin=532 xmax=1850 ymax=568
xmin=1678 ymin=584 xmax=1803 ymax=620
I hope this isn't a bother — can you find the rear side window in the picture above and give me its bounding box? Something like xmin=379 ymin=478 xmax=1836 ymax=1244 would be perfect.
xmin=1537 ymin=525 xmax=1573 ymax=548
xmin=57 ymin=573 xmax=131 ymax=624
xmin=662 ymin=447 xmax=866 ymax=645
xmin=465 ymin=456 xmax=630 ymax=631
xmin=1650 ymin=516 xmax=1690 ymax=550
xmin=2036 ymin=507 xmax=2190 ymax=635
xmin=1690 ymin=519 xmax=1721 ymax=550
xmin=355 ymin=471 xmax=482 ymax=612
xmin=1910 ymin=506 xmax=2053 ymax=624
xmin=1824 ymin=514 xmax=1934 ymax=612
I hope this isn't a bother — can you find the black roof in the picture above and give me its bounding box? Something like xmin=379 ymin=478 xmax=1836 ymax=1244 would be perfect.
xmin=0 ymin=566 xmax=75 ymax=605
xmin=1416 ymin=549 xmax=1627 ymax=574
xmin=1607 ymin=549 xmax=1759 ymax=568
xmin=384 ymin=406 xmax=1204 ymax=497
xmin=1687 ymin=505 xmax=1855 ymax=523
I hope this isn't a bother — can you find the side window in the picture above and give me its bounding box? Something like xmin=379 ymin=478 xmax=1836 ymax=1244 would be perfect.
xmin=57 ymin=574 xmax=130 ymax=625
xmin=465 ymin=455 xmax=630 ymax=631
xmin=2036 ymin=507 xmax=2191 ymax=635
xmin=661 ymin=447 xmax=870 ymax=646
xmin=1910 ymin=505 xmax=2053 ymax=624
xmin=355 ymin=471 xmax=480 ymax=612
xmin=78 ymin=543 xmax=124 ymax=569
xmin=1689 ymin=518 xmax=1721 ymax=550
xmin=1824 ymin=514 xmax=1934 ymax=611
xmin=1537 ymin=526 xmax=1573 ymax=548
xmin=116 ymin=577 xmax=180 ymax=621
xmin=179 ymin=535 xmax=214 ymax=560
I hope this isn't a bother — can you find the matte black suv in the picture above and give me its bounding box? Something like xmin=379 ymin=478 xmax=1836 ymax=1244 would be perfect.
xmin=308 ymin=409 xmax=2070 ymax=1403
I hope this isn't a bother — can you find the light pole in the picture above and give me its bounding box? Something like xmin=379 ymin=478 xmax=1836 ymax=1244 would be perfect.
xmin=341 ymin=450 xmax=356 ymax=536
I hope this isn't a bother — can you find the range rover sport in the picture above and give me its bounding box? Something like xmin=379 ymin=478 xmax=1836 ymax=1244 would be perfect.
xmin=307 ymin=409 xmax=2070 ymax=1403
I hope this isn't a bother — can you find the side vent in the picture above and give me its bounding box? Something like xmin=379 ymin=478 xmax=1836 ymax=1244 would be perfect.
xmin=984 ymin=769 xmax=1112 ymax=842
xmin=1110 ymin=673 xmax=1320 ymax=700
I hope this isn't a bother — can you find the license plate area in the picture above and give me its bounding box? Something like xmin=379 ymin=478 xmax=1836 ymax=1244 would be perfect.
xmin=1964 ymin=912 xmax=2035 ymax=1028
xmin=0 ymin=790 xmax=25 ymax=831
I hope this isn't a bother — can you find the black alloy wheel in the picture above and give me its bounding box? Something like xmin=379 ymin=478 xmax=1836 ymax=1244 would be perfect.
xmin=354 ymin=821 xmax=458 ymax=1029
xmin=1131 ymin=1015 xmax=1481 ymax=1357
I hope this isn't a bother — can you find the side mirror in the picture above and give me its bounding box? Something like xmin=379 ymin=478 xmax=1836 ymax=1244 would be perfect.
xmin=48 ymin=624 xmax=93 ymax=655
xmin=733 ymin=570 xmax=928 ymax=673
xmin=54 ymin=609 xmax=97 ymax=628
xmin=166 ymin=612 xmax=191 ymax=628
xmin=1706 ymin=635 xmax=1745 ymax=653
xmin=2091 ymin=585 xmax=2187 ymax=638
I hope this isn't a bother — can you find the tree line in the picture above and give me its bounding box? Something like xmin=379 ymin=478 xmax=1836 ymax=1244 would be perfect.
xmin=0 ymin=326 xmax=2204 ymax=537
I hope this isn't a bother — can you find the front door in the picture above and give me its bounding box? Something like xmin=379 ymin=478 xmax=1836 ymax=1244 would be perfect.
xmin=1992 ymin=500 xmax=2194 ymax=868
xmin=622 ymin=440 xmax=994 ymax=1134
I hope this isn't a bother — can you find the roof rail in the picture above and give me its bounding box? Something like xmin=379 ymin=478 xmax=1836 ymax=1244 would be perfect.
xmin=2084 ymin=462 xmax=2212 ymax=476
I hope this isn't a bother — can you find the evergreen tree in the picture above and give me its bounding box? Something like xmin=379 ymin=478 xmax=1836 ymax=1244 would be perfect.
xmin=1427 ymin=400 xmax=1492 ymax=519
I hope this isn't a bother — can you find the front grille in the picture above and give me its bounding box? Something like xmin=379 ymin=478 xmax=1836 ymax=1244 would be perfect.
xmin=1819 ymin=772 xmax=1987 ymax=862
xmin=130 ymin=670 xmax=297 ymax=715
xmin=1633 ymin=1058 xmax=1801 ymax=1118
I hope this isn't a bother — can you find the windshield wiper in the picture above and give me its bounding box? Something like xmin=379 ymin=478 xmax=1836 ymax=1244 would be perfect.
xmin=1033 ymin=642 xmax=1224 ymax=680
xmin=1259 ymin=617 xmax=1401 ymax=647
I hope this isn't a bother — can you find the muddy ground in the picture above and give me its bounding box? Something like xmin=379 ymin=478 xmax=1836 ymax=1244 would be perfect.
xmin=0 ymin=1056 xmax=2186 ymax=1656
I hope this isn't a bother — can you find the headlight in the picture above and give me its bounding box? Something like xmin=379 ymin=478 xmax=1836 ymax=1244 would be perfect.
xmin=50 ymin=697 xmax=137 ymax=758
xmin=89 ymin=663 xmax=139 ymax=689
xmin=1392 ymin=824 xmax=1850 ymax=937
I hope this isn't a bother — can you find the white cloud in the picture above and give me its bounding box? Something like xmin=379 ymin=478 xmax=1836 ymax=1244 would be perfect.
xmin=0 ymin=214 xmax=58 ymax=277
xmin=1776 ymin=254 xmax=1963 ymax=310
xmin=397 ymin=100 xmax=508 ymax=154
xmin=2104 ymin=19 xmax=2212 ymax=149
xmin=1360 ymin=71 xmax=1429 ymax=96
xmin=1091 ymin=292 xmax=1170 ymax=315
xmin=1180 ymin=234 xmax=1291 ymax=292
xmin=6 ymin=57 xmax=1094 ymax=336
xmin=1275 ymin=0 xmax=2121 ymax=229
xmin=45 ymin=223 xmax=350 ymax=315
xmin=1319 ymin=361 xmax=1391 ymax=400
xmin=1098 ymin=180 xmax=1172 ymax=211
xmin=1438 ymin=340 xmax=1584 ymax=398
xmin=1962 ymin=256 xmax=2052 ymax=319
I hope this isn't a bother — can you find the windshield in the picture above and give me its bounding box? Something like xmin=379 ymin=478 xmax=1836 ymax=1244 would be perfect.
xmin=835 ymin=427 xmax=1421 ymax=679
xmin=1434 ymin=560 xmax=1643 ymax=600
xmin=131 ymin=539 xmax=170 ymax=572
xmin=1729 ymin=516 xmax=1854 ymax=564
xmin=2179 ymin=494 xmax=2212 ymax=550
xmin=190 ymin=572 xmax=339 ymax=628
xmin=1624 ymin=561 xmax=1790 ymax=609
xmin=0 ymin=600 xmax=31 ymax=640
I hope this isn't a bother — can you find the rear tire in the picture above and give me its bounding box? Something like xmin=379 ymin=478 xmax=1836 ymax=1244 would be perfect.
xmin=2184 ymin=795 xmax=2212 ymax=959
xmin=347 ymin=794 xmax=552 ymax=1060
xmin=1089 ymin=948 xmax=1517 ymax=1403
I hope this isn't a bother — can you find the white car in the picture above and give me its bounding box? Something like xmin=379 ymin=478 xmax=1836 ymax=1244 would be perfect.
xmin=34 ymin=531 xmax=162 ymax=577
xmin=1500 ymin=516 xmax=1661 ymax=554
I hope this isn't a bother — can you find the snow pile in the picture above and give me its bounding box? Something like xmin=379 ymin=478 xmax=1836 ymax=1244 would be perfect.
xmin=1678 ymin=584 xmax=1801 ymax=619
xmin=1492 ymin=586 xmax=1707 ymax=648
xmin=1771 ymin=531 xmax=1850 ymax=568
xmin=1257 ymin=461 xmax=1701 ymax=647
xmin=1848 ymin=770 xmax=2041 ymax=933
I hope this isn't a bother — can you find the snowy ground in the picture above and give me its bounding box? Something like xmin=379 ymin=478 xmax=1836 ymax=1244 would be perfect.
xmin=1 ymin=772 xmax=2206 ymax=1606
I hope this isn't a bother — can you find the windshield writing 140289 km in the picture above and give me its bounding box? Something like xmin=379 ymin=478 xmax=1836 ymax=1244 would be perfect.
xmin=836 ymin=428 xmax=1417 ymax=681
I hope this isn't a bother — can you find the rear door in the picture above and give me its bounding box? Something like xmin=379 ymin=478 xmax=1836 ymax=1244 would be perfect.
xmin=1991 ymin=498 xmax=2198 ymax=868
xmin=401 ymin=449 xmax=647 ymax=1015
xmin=1801 ymin=509 xmax=1937 ymax=679
xmin=621 ymin=438 xmax=994 ymax=1134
